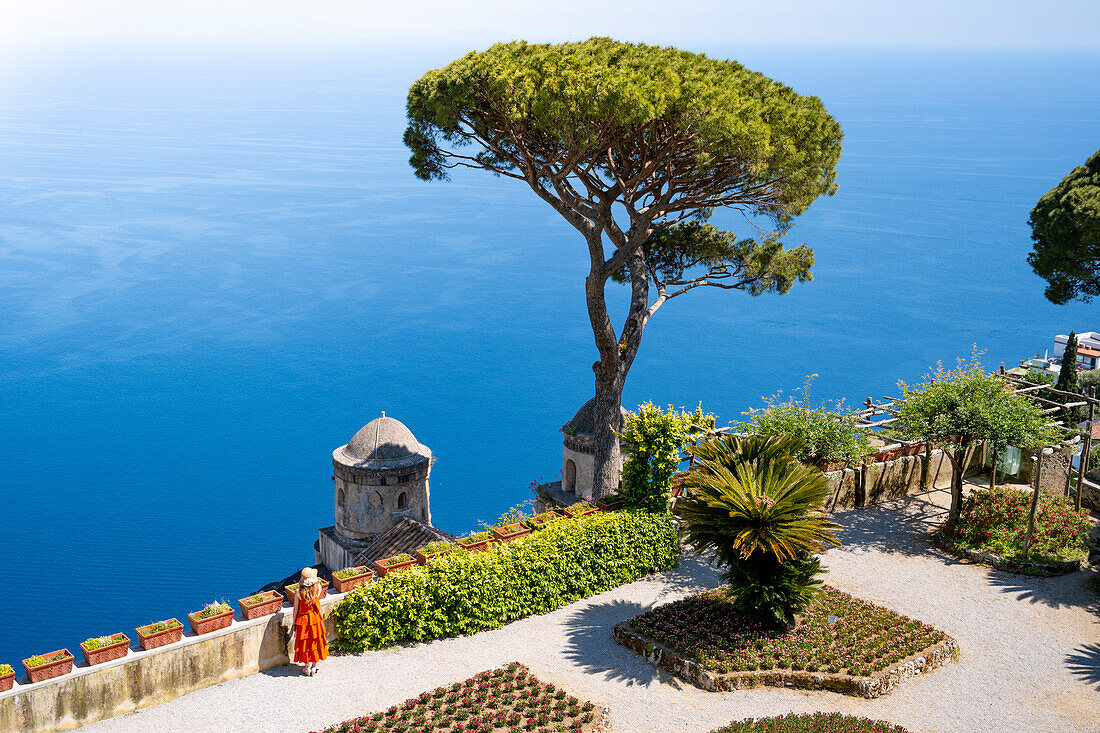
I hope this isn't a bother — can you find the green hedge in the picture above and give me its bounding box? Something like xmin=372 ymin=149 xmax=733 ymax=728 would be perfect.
xmin=333 ymin=510 xmax=678 ymax=652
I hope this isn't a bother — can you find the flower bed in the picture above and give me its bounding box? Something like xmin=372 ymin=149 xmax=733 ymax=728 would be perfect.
xmin=710 ymin=713 xmax=910 ymax=732
xmin=943 ymin=486 xmax=1089 ymax=573
xmin=616 ymin=586 xmax=956 ymax=698
xmin=311 ymin=663 xmax=604 ymax=733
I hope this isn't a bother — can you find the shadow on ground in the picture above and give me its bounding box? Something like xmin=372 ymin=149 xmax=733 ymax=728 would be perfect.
xmin=560 ymin=555 xmax=719 ymax=688
xmin=1065 ymin=642 xmax=1100 ymax=689
xmin=830 ymin=488 xmax=960 ymax=561
xmin=987 ymin=567 xmax=1100 ymax=615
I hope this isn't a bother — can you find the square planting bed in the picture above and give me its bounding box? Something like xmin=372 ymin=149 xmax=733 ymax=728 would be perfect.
xmin=614 ymin=585 xmax=958 ymax=698
xmin=312 ymin=662 xmax=605 ymax=733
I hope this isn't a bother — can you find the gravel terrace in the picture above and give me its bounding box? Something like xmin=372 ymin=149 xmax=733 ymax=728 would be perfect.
xmin=83 ymin=484 xmax=1100 ymax=733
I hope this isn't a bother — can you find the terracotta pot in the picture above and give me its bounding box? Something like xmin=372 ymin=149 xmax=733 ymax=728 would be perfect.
xmin=80 ymin=635 xmax=130 ymax=667
xmin=0 ymin=670 xmax=14 ymax=692
xmin=525 ymin=511 xmax=563 ymax=530
xmin=670 ymin=485 xmax=684 ymax=498
xmin=188 ymin=607 xmax=234 ymax=635
xmin=594 ymin=496 xmax=625 ymax=511
xmin=814 ymin=459 xmax=849 ymax=472
xmin=491 ymin=522 xmax=532 ymax=543
xmin=284 ymin=581 xmax=329 ymax=602
xmin=374 ymin=556 xmax=417 ymax=577
xmin=457 ymin=536 xmax=493 ymax=553
xmin=238 ymin=591 xmax=284 ymax=620
xmin=561 ymin=502 xmax=598 ymax=518
xmin=332 ymin=567 xmax=375 ymax=592
xmin=414 ymin=547 xmax=455 ymax=566
xmin=135 ymin=620 xmax=183 ymax=651
xmin=22 ymin=650 xmax=73 ymax=684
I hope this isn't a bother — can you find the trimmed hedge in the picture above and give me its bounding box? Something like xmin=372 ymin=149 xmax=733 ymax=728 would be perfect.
xmin=333 ymin=510 xmax=678 ymax=652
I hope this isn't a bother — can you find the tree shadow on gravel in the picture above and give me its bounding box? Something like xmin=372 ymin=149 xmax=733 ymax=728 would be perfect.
xmin=560 ymin=597 xmax=688 ymax=689
xmin=1065 ymin=643 xmax=1100 ymax=689
xmin=987 ymin=567 xmax=1100 ymax=615
xmin=828 ymin=488 xmax=960 ymax=561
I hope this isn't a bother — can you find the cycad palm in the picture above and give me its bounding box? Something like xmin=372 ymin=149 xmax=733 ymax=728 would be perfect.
xmin=675 ymin=434 xmax=840 ymax=626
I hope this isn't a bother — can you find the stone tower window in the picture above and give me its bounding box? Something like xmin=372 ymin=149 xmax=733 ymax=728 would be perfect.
xmin=565 ymin=459 xmax=577 ymax=492
xmin=397 ymin=491 xmax=407 ymax=510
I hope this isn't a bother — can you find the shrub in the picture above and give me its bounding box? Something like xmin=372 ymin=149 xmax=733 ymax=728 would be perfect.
xmin=619 ymin=403 xmax=712 ymax=512
xmin=739 ymin=377 xmax=871 ymax=464
xmin=333 ymin=510 xmax=678 ymax=652
xmin=948 ymin=486 xmax=1089 ymax=563
xmin=675 ymin=435 xmax=839 ymax=627
xmin=710 ymin=712 xmax=910 ymax=733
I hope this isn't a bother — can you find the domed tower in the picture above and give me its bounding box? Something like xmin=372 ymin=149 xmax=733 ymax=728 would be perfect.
xmin=561 ymin=399 xmax=629 ymax=500
xmin=317 ymin=413 xmax=435 ymax=570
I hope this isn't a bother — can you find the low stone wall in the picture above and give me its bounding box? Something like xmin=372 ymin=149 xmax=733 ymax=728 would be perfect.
xmin=822 ymin=447 xmax=968 ymax=511
xmin=0 ymin=596 xmax=341 ymax=732
xmin=612 ymin=622 xmax=959 ymax=699
xmin=934 ymin=531 xmax=1082 ymax=577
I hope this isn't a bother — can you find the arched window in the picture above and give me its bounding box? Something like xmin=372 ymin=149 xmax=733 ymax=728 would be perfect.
xmin=564 ymin=459 xmax=577 ymax=492
xmin=337 ymin=488 xmax=346 ymax=522
xmin=397 ymin=491 xmax=407 ymax=510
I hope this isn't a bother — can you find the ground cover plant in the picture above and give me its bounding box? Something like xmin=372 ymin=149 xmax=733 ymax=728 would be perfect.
xmin=334 ymin=565 xmax=372 ymax=580
xmin=626 ymin=585 xmax=946 ymax=677
xmin=136 ymin=619 xmax=181 ymax=635
xmin=312 ymin=662 xmax=602 ymax=733
xmin=710 ymin=713 xmax=910 ymax=733
xmin=24 ymin=650 xmax=72 ymax=668
xmin=81 ymin=634 xmax=127 ymax=650
xmin=0 ymin=664 xmax=12 ymax=675
xmin=946 ymin=486 xmax=1089 ymax=564
xmin=193 ymin=601 xmax=232 ymax=620
xmin=334 ymin=510 xmax=677 ymax=652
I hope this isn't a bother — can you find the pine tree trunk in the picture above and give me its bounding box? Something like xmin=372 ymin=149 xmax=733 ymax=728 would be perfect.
xmin=591 ymin=370 xmax=626 ymax=498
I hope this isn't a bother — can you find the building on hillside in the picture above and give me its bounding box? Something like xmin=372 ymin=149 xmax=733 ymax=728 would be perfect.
xmin=316 ymin=413 xmax=452 ymax=571
xmin=1055 ymin=331 xmax=1100 ymax=370
xmin=560 ymin=398 xmax=629 ymax=500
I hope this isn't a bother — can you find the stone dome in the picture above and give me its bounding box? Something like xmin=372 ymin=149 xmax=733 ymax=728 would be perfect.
xmin=565 ymin=398 xmax=629 ymax=438
xmin=335 ymin=414 xmax=432 ymax=469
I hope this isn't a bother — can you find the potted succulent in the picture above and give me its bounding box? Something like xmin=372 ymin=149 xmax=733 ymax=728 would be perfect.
xmin=525 ymin=511 xmax=563 ymax=530
xmin=238 ymin=590 xmax=284 ymax=620
xmin=135 ymin=619 xmax=183 ymax=651
xmin=0 ymin=664 xmax=14 ymax=693
xmin=374 ymin=552 xmax=416 ymax=577
xmin=456 ymin=530 xmax=493 ymax=553
xmin=188 ymin=600 xmax=234 ymax=635
xmin=560 ymin=500 xmax=598 ymax=518
xmin=594 ymin=494 xmax=625 ymax=511
xmin=80 ymin=633 xmax=130 ymax=666
xmin=331 ymin=565 xmax=374 ymax=593
xmin=284 ymin=579 xmax=329 ymax=601
xmin=491 ymin=520 xmax=532 ymax=543
xmin=414 ymin=540 xmax=456 ymax=565
xmin=22 ymin=649 xmax=73 ymax=684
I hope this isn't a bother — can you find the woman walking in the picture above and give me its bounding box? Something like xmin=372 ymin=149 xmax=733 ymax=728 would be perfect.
xmin=292 ymin=567 xmax=328 ymax=676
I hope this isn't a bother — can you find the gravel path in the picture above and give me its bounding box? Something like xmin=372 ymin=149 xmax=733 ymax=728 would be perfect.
xmin=82 ymin=485 xmax=1100 ymax=733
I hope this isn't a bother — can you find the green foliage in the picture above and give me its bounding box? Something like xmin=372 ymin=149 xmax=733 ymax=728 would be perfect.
xmin=418 ymin=541 xmax=454 ymax=556
xmin=1028 ymin=149 xmax=1100 ymax=304
xmin=1056 ymin=332 xmax=1080 ymax=394
xmin=458 ymin=531 xmax=491 ymax=544
xmin=193 ymin=601 xmax=231 ymax=620
xmin=630 ymin=585 xmax=945 ymax=680
xmin=739 ymin=377 xmax=872 ymax=464
xmin=137 ymin=619 xmax=180 ymax=635
xmin=24 ymin=650 xmax=71 ymax=668
xmin=619 ymin=403 xmax=712 ymax=512
xmin=947 ymin=487 xmax=1089 ymax=565
xmin=710 ymin=712 xmax=910 ymax=733
xmin=0 ymin=664 xmax=12 ymax=676
xmin=82 ymin=634 xmax=126 ymax=650
xmin=1078 ymin=368 xmax=1100 ymax=393
xmin=333 ymin=565 xmax=370 ymax=580
xmin=333 ymin=511 xmax=678 ymax=652
xmin=381 ymin=553 xmax=414 ymax=566
xmin=1025 ymin=369 xmax=1055 ymax=386
xmin=525 ymin=511 xmax=561 ymax=529
xmin=894 ymin=352 xmax=1056 ymax=452
xmin=486 ymin=501 xmax=534 ymax=528
xmin=675 ymin=435 xmax=839 ymax=626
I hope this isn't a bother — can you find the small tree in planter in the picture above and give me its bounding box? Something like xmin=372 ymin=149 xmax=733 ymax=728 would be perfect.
xmin=135 ymin=619 xmax=183 ymax=650
xmin=238 ymin=591 xmax=284 ymax=620
xmin=22 ymin=649 xmax=73 ymax=684
xmin=675 ymin=434 xmax=840 ymax=627
xmin=893 ymin=354 xmax=1055 ymax=517
xmin=739 ymin=378 xmax=872 ymax=469
xmin=619 ymin=403 xmax=712 ymax=512
xmin=0 ymin=663 xmax=14 ymax=692
xmin=80 ymin=633 xmax=130 ymax=666
xmin=332 ymin=565 xmax=374 ymax=592
xmin=188 ymin=601 xmax=234 ymax=635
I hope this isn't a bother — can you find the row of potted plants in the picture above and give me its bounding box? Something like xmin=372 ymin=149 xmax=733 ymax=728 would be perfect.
xmin=814 ymin=442 xmax=928 ymax=472
xmin=5 ymin=497 xmax=625 ymax=690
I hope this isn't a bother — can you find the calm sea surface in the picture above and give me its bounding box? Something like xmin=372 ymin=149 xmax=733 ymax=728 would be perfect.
xmin=0 ymin=44 xmax=1097 ymax=664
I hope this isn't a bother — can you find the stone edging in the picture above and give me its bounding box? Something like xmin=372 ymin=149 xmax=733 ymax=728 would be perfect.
xmin=933 ymin=530 xmax=1082 ymax=577
xmin=612 ymin=622 xmax=959 ymax=699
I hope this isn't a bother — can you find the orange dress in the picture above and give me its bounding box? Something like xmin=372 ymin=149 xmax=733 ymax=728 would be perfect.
xmin=293 ymin=593 xmax=328 ymax=664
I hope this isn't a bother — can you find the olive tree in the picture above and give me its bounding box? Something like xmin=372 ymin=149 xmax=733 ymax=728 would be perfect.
xmin=404 ymin=38 xmax=842 ymax=496
xmin=893 ymin=355 xmax=1056 ymax=517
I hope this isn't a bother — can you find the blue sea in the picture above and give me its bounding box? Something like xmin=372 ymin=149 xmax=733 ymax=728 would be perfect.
xmin=0 ymin=43 xmax=1097 ymax=666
